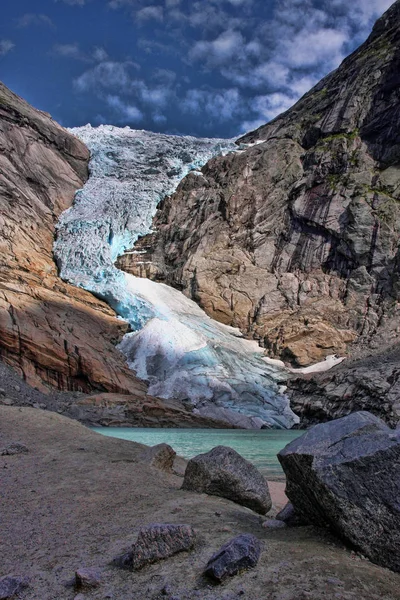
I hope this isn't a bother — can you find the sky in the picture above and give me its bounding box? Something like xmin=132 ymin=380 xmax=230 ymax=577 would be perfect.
xmin=0 ymin=0 xmax=393 ymax=138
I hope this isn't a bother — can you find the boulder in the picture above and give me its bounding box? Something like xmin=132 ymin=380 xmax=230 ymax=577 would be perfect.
xmin=115 ymin=524 xmax=196 ymax=570
xmin=182 ymin=446 xmax=271 ymax=515
xmin=139 ymin=443 xmax=176 ymax=472
xmin=204 ymin=534 xmax=261 ymax=582
xmin=278 ymin=411 xmax=400 ymax=572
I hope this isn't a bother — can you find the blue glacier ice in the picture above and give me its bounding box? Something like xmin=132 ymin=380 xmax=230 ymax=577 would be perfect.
xmin=54 ymin=124 xmax=299 ymax=429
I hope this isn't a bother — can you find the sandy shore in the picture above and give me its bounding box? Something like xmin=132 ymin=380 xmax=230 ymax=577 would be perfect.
xmin=1 ymin=406 xmax=400 ymax=600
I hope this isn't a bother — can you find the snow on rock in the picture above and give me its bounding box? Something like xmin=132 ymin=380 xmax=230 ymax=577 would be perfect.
xmin=54 ymin=124 xmax=298 ymax=429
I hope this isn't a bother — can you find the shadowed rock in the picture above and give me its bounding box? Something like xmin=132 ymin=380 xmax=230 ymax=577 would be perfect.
xmin=115 ymin=524 xmax=196 ymax=570
xmin=182 ymin=446 xmax=271 ymax=515
xmin=278 ymin=411 xmax=400 ymax=572
xmin=204 ymin=534 xmax=261 ymax=582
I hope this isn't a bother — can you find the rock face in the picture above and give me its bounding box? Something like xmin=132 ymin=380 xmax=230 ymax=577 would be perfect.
xmin=118 ymin=1 xmax=400 ymax=423
xmin=204 ymin=534 xmax=261 ymax=582
xmin=182 ymin=446 xmax=271 ymax=514
xmin=278 ymin=411 xmax=400 ymax=572
xmin=288 ymin=344 xmax=400 ymax=426
xmin=0 ymin=81 xmax=144 ymax=395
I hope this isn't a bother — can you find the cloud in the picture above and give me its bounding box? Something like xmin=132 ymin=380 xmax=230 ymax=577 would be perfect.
xmin=182 ymin=87 xmax=244 ymax=121
xmin=136 ymin=5 xmax=164 ymax=22
xmin=106 ymin=95 xmax=143 ymax=122
xmin=189 ymin=30 xmax=244 ymax=66
xmin=53 ymin=44 xmax=109 ymax=63
xmin=74 ymin=60 xmax=135 ymax=92
xmin=17 ymin=13 xmax=55 ymax=28
xmin=0 ymin=40 xmax=15 ymax=57
xmin=280 ymin=28 xmax=347 ymax=68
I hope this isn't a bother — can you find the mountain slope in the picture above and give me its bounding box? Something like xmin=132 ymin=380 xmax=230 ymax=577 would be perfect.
xmin=117 ymin=1 xmax=400 ymax=425
xmin=119 ymin=1 xmax=400 ymax=365
xmin=0 ymin=83 xmax=157 ymax=397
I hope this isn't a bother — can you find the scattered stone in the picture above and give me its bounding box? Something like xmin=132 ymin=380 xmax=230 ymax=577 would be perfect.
xmin=0 ymin=388 xmax=5 ymax=396
xmin=115 ymin=524 xmax=196 ymax=570
xmin=204 ymin=533 xmax=261 ymax=582
xmin=276 ymin=502 xmax=308 ymax=527
xmin=182 ymin=446 xmax=271 ymax=515
xmin=1 ymin=442 xmax=29 ymax=456
xmin=75 ymin=567 xmax=102 ymax=589
xmin=1 ymin=398 xmax=14 ymax=406
xmin=139 ymin=443 xmax=176 ymax=472
xmin=262 ymin=519 xmax=287 ymax=529
xmin=278 ymin=411 xmax=400 ymax=572
xmin=0 ymin=576 xmax=27 ymax=599
xmin=13 ymin=385 xmax=20 ymax=392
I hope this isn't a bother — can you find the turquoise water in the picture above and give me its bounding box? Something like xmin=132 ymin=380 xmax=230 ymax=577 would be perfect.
xmin=92 ymin=428 xmax=303 ymax=479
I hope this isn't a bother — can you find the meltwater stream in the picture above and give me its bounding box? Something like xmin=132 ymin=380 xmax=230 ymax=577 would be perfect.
xmin=54 ymin=125 xmax=299 ymax=429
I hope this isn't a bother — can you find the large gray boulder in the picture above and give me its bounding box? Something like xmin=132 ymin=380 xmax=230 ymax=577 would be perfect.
xmin=181 ymin=446 xmax=271 ymax=515
xmin=278 ymin=411 xmax=400 ymax=572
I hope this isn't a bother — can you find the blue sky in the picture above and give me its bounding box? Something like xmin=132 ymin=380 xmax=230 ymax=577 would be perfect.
xmin=0 ymin=0 xmax=393 ymax=137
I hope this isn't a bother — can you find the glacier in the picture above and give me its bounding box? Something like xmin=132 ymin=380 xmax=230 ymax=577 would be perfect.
xmin=54 ymin=124 xmax=299 ymax=429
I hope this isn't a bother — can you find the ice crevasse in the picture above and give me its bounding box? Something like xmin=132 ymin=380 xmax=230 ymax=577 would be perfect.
xmin=54 ymin=124 xmax=299 ymax=429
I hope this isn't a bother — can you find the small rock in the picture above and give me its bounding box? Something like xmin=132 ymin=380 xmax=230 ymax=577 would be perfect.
xmin=32 ymin=403 xmax=41 ymax=409
xmin=182 ymin=446 xmax=271 ymax=514
xmin=1 ymin=442 xmax=29 ymax=456
xmin=0 ymin=576 xmax=27 ymax=599
xmin=276 ymin=502 xmax=308 ymax=527
xmin=0 ymin=388 xmax=5 ymax=396
xmin=1 ymin=398 xmax=14 ymax=406
xmin=75 ymin=567 xmax=102 ymax=589
xmin=262 ymin=519 xmax=287 ymax=529
xmin=13 ymin=385 xmax=20 ymax=392
xmin=204 ymin=533 xmax=261 ymax=583
xmin=139 ymin=444 xmax=176 ymax=473
xmin=139 ymin=443 xmax=176 ymax=472
xmin=115 ymin=524 xmax=196 ymax=570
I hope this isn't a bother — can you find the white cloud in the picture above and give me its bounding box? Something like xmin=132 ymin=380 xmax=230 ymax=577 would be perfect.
xmin=54 ymin=43 xmax=87 ymax=61
xmin=106 ymin=95 xmax=143 ymax=122
xmin=136 ymin=5 xmax=164 ymax=22
xmin=53 ymin=44 xmax=109 ymax=63
xmin=0 ymin=40 xmax=15 ymax=57
xmin=182 ymin=87 xmax=243 ymax=121
xmin=189 ymin=30 xmax=244 ymax=66
xmin=281 ymin=28 xmax=347 ymax=68
xmin=74 ymin=61 xmax=135 ymax=92
xmin=17 ymin=13 xmax=55 ymax=28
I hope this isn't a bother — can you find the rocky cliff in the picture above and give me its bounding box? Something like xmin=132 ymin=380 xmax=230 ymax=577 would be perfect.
xmin=0 ymin=81 xmax=146 ymax=394
xmin=117 ymin=2 xmax=400 ymax=424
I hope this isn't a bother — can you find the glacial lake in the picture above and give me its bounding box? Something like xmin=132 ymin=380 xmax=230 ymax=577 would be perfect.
xmin=92 ymin=428 xmax=303 ymax=479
